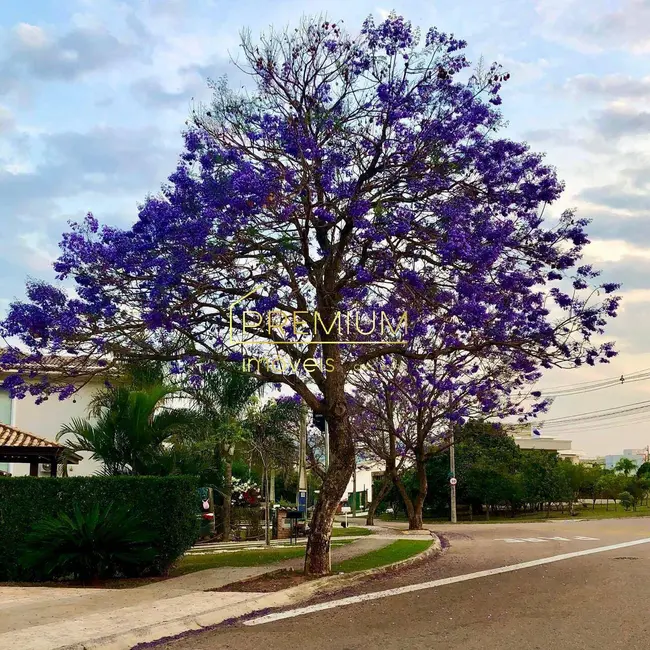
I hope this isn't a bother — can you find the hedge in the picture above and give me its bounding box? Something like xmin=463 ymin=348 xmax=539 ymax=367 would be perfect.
xmin=0 ymin=475 xmax=199 ymax=582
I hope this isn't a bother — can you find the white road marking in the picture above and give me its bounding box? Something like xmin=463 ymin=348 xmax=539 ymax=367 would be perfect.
xmin=495 ymin=536 xmax=599 ymax=544
xmin=244 ymin=537 xmax=650 ymax=626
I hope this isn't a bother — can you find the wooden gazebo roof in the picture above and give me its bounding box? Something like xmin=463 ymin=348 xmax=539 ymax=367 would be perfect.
xmin=0 ymin=423 xmax=82 ymax=474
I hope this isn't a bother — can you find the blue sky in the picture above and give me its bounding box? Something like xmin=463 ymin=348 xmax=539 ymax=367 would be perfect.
xmin=1 ymin=0 xmax=650 ymax=454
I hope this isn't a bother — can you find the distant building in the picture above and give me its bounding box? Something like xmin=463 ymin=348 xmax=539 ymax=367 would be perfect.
xmin=604 ymin=449 xmax=648 ymax=471
xmin=503 ymin=423 xmax=582 ymax=464
xmin=578 ymin=456 xmax=606 ymax=467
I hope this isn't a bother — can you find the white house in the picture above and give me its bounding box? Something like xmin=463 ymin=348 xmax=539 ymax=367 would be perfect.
xmin=0 ymin=361 xmax=105 ymax=476
xmin=341 ymin=460 xmax=384 ymax=510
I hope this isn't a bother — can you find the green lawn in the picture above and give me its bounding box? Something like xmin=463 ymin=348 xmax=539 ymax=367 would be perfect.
xmin=173 ymin=540 xmax=353 ymax=576
xmin=331 ymin=526 xmax=373 ymax=537
xmin=379 ymin=503 xmax=650 ymax=525
xmin=332 ymin=539 xmax=432 ymax=573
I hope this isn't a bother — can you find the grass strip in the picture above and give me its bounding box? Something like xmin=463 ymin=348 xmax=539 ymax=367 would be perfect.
xmin=173 ymin=539 xmax=353 ymax=575
xmin=332 ymin=539 xmax=432 ymax=573
xmin=331 ymin=526 xmax=373 ymax=537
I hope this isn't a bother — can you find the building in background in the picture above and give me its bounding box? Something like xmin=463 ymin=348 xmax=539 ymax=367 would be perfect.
xmin=504 ymin=423 xmax=582 ymax=463
xmin=578 ymin=456 xmax=606 ymax=467
xmin=604 ymin=449 xmax=648 ymax=471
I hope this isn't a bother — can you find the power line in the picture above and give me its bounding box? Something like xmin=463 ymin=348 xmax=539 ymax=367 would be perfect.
xmin=513 ymin=369 xmax=650 ymax=399
xmin=542 ymin=374 xmax=650 ymax=397
xmin=539 ymin=399 xmax=650 ymax=426
xmin=540 ymin=413 xmax=650 ymax=435
xmin=535 ymin=367 xmax=650 ymax=392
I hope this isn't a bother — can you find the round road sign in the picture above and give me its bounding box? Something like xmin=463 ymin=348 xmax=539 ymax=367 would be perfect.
xmin=449 ymin=477 xmax=457 ymax=486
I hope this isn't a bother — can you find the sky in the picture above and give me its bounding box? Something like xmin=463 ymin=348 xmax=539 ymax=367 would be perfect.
xmin=1 ymin=0 xmax=649 ymax=456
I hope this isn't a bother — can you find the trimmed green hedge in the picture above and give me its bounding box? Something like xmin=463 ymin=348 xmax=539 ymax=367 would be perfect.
xmin=0 ymin=475 xmax=199 ymax=582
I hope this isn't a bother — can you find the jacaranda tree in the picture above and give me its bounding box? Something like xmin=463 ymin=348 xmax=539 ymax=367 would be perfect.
xmin=351 ymin=347 xmax=544 ymax=529
xmin=1 ymin=13 xmax=619 ymax=575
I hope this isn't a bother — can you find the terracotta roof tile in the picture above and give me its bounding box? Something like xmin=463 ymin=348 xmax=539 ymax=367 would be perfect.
xmin=0 ymin=424 xmax=63 ymax=449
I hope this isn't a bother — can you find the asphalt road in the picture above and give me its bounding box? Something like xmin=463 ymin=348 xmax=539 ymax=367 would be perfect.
xmin=161 ymin=518 xmax=650 ymax=650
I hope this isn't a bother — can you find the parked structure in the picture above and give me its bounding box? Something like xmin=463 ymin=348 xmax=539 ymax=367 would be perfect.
xmin=0 ymin=424 xmax=81 ymax=476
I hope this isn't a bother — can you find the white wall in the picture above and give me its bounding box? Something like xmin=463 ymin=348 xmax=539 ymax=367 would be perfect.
xmin=342 ymin=462 xmax=384 ymax=506
xmin=9 ymin=382 xmax=103 ymax=477
xmin=515 ymin=437 xmax=572 ymax=452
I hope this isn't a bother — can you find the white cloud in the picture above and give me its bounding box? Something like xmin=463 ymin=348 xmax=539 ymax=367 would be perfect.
xmin=18 ymin=232 xmax=57 ymax=272
xmin=564 ymin=74 xmax=650 ymax=100
xmin=495 ymin=55 xmax=551 ymax=85
xmin=619 ymin=289 xmax=650 ymax=305
xmin=13 ymin=23 xmax=48 ymax=49
xmin=535 ymin=0 xmax=650 ymax=53
xmin=585 ymin=239 xmax=650 ymax=263
xmin=0 ymin=105 xmax=14 ymax=133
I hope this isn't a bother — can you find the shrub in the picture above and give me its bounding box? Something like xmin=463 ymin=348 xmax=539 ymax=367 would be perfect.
xmin=619 ymin=491 xmax=634 ymax=511
xmin=20 ymin=502 xmax=158 ymax=583
xmin=0 ymin=475 xmax=199 ymax=582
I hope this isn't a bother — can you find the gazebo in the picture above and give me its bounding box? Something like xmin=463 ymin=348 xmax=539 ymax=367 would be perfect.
xmin=0 ymin=423 xmax=82 ymax=477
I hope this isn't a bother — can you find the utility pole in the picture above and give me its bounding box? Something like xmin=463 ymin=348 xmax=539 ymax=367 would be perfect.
xmin=297 ymin=409 xmax=308 ymax=517
xmin=450 ymin=423 xmax=457 ymax=524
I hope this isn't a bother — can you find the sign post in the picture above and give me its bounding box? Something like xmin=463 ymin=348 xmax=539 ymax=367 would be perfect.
xmin=449 ymin=423 xmax=457 ymax=524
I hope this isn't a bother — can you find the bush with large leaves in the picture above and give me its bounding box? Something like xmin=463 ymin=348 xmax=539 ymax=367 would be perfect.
xmin=57 ymin=383 xmax=198 ymax=476
xmin=20 ymin=502 xmax=157 ymax=583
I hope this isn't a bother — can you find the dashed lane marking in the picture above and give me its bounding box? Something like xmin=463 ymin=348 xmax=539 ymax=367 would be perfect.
xmin=495 ymin=536 xmax=599 ymax=543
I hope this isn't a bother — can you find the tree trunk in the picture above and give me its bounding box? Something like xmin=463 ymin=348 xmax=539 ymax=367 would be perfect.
xmin=393 ymin=472 xmax=416 ymax=527
xmin=304 ymin=410 xmax=354 ymax=577
xmin=223 ymin=456 xmax=233 ymax=541
xmin=409 ymin=456 xmax=428 ymax=530
xmin=366 ymin=475 xmax=391 ymax=526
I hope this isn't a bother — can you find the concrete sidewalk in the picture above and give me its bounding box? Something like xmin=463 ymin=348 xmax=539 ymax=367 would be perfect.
xmin=0 ymin=533 xmax=403 ymax=649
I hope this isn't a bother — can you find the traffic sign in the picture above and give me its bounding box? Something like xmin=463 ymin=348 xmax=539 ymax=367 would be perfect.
xmin=313 ymin=412 xmax=326 ymax=432
xmin=449 ymin=477 xmax=457 ymax=486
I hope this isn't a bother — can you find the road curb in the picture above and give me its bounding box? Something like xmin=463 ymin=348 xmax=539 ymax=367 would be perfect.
xmin=210 ymin=530 xmax=441 ymax=600
xmin=62 ymin=533 xmax=441 ymax=650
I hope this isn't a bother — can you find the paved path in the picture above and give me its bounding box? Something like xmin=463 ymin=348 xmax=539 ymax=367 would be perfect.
xmin=161 ymin=517 xmax=650 ymax=650
xmin=0 ymin=531 xmax=396 ymax=648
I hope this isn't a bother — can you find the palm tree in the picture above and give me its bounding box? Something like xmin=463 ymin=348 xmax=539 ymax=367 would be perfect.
xmin=615 ymin=457 xmax=637 ymax=477
xmin=184 ymin=363 xmax=264 ymax=539
xmin=57 ymin=383 xmax=198 ymax=476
